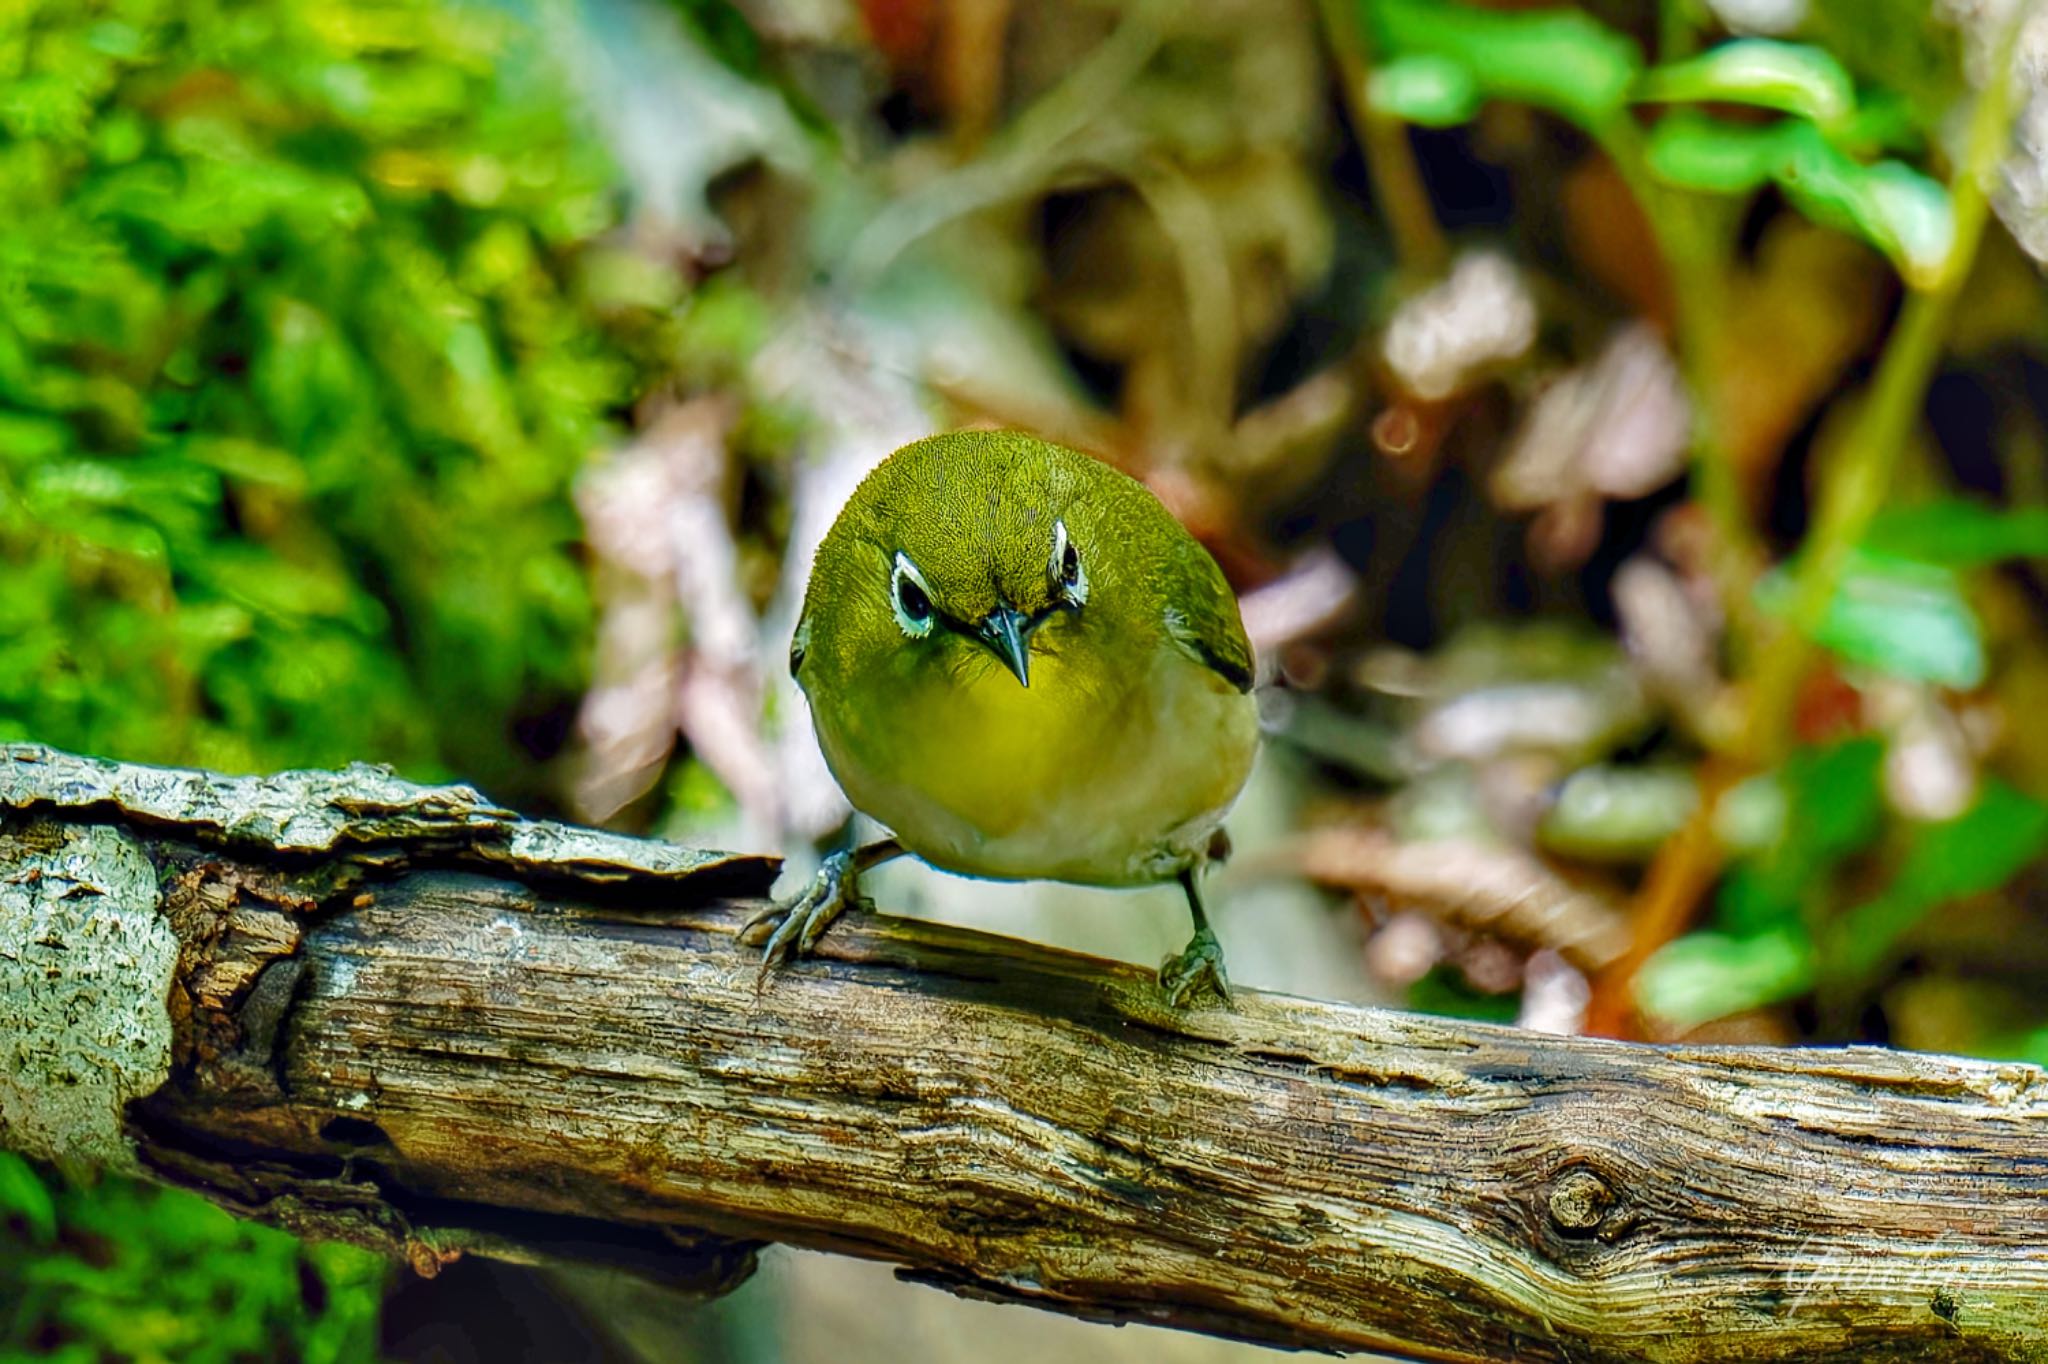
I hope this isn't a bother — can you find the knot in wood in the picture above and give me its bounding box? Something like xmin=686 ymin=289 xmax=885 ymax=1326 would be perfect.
xmin=1547 ymin=1167 xmax=1613 ymax=1232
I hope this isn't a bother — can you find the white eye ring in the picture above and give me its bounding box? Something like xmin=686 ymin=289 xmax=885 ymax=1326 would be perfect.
xmin=890 ymin=551 xmax=937 ymax=638
xmin=1051 ymin=518 xmax=1088 ymax=605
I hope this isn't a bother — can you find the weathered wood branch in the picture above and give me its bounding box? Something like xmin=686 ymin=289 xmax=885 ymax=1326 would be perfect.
xmin=3 ymin=745 xmax=2046 ymax=1361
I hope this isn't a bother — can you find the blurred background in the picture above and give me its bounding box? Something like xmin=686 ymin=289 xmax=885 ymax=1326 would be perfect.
xmin=3 ymin=0 xmax=2047 ymax=1358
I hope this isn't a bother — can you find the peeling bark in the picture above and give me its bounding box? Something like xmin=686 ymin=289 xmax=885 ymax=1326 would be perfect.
xmin=2 ymin=744 xmax=2046 ymax=1362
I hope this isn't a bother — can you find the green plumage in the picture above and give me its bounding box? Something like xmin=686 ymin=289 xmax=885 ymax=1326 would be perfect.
xmin=769 ymin=429 xmax=1259 ymax=1006
xmin=795 ymin=430 xmax=1253 ymax=697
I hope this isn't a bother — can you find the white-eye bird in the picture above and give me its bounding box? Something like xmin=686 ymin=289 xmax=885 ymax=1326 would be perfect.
xmin=749 ymin=430 xmax=1259 ymax=1005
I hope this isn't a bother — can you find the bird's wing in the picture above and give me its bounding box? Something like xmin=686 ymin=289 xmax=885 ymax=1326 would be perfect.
xmin=1161 ymin=538 xmax=1255 ymax=693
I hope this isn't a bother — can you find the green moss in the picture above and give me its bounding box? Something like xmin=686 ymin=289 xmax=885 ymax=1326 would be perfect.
xmin=0 ymin=0 xmax=686 ymax=802
xmin=0 ymin=1 xmax=700 ymax=1350
xmin=0 ymin=1156 xmax=388 ymax=1364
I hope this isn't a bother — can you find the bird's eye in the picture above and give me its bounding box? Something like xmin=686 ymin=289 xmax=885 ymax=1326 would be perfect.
xmin=891 ymin=551 xmax=936 ymax=638
xmin=1050 ymin=519 xmax=1088 ymax=605
xmin=899 ymin=577 xmax=931 ymax=621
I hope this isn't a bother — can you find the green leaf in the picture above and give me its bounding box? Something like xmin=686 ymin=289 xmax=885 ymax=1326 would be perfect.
xmin=1793 ymin=736 xmax=1892 ymax=859
xmin=1644 ymin=117 xmax=1954 ymax=284
xmin=1842 ymin=159 xmax=1954 ymax=287
xmin=1636 ymin=39 xmax=1857 ymax=129
xmin=1712 ymin=772 xmax=1789 ymax=855
xmin=1866 ymin=499 xmax=2048 ymax=565
xmin=178 ymin=437 xmax=308 ymax=494
xmin=1757 ymin=548 xmax=1985 ymax=688
xmin=1645 ymin=113 xmax=1786 ymax=193
xmin=672 ymin=0 xmax=770 ymax=81
xmin=1715 ymin=738 xmax=1885 ymax=935
xmin=0 ymin=1150 xmax=57 ymax=1246
xmin=1537 ymin=764 xmax=1698 ymax=862
xmin=1361 ymin=0 xmax=1642 ymax=130
xmin=1636 ymin=924 xmax=1816 ymax=1027
xmin=1368 ymin=55 xmax=1481 ymax=127
xmin=1835 ymin=782 xmax=2048 ymax=978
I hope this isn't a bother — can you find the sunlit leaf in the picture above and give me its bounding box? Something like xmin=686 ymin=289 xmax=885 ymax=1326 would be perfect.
xmin=1361 ymin=0 xmax=1642 ymax=130
xmin=1757 ymin=549 xmax=1985 ymax=688
xmin=1848 ymin=160 xmax=1954 ymax=285
xmin=177 ymin=437 xmax=308 ymax=494
xmin=1636 ymin=924 xmax=1816 ymax=1027
xmin=1712 ymin=772 xmax=1789 ymax=855
xmin=1636 ymin=39 xmax=1857 ymax=129
xmin=1644 ymin=112 xmax=1786 ymax=192
xmin=1538 ymin=764 xmax=1697 ymax=861
xmin=1645 ymin=116 xmax=1954 ymax=283
xmin=1368 ymin=55 xmax=1481 ymax=126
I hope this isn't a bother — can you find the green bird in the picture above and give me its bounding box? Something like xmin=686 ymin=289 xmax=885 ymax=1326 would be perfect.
xmin=749 ymin=429 xmax=1259 ymax=1005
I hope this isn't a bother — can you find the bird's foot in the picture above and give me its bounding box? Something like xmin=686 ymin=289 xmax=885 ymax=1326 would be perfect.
xmin=741 ymin=849 xmax=865 ymax=975
xmin=1159 ymin=926 xmax=1231 ymax=1008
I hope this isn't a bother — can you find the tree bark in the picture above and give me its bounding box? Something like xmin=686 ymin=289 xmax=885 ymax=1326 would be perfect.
xmin=3 ymin=744 xmax=2046 ymax=1361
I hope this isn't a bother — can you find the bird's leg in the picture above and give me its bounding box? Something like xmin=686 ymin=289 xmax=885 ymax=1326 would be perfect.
xmin=741 ymin=837 xmax=905 ymax=972
xmin=1159 ymin=864 xmax=1231 ymax=1007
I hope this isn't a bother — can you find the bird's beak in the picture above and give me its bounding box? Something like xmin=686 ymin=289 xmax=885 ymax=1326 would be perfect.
xmin=975 ymin=605 xmax=1032 ymax=688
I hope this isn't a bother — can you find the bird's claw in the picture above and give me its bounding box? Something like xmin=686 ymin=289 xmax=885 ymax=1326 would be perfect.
xmin=1159 ymin=926 xmax=1231 ymax=1008
xmin=742 ymin=849 xmax=862 ymax=977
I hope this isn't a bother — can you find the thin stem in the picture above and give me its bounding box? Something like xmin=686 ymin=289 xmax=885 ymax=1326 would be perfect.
xmin=1126 ymin=156 xmax=1240 ymax=440
xmin=1317 ymin=0 xmax=1449 ymax=280
xmin=1742 ymin=17 xmax=2023 ymax=765
xmin=1602 ymin=124 xmax=1767 ymax=691
xmin=1657 ymin=0 xmax=1702 ymax=63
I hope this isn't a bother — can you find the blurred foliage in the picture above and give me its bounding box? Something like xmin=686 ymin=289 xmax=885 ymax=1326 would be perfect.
xmin=0 ymin=0 xmax=703 ymax=1354
xmin=0 ymin=1152 xmax=386 ymax=1362
xmin=1367 ymin=0 xmax=1954 ymax=278
xmin=0 ymin=0 xmax=688 ymax=798
xmin=1329 ymin=0 xmax=2048 ymax=1055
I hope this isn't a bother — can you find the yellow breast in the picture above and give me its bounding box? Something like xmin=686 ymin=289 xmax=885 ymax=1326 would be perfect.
xmin=812 ymin=637 xmax=1257 ymax=887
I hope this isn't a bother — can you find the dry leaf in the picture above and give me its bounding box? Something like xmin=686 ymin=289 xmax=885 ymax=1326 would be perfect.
xmin=1292 ymin=825 xmax=1632 ymax=970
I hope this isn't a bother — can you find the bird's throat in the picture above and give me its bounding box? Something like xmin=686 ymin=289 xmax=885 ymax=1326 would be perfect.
xmin=816 ymin=641 xmax=1256 ymax=886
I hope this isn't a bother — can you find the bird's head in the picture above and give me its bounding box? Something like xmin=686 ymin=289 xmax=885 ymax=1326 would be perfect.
xmin=793 ymin=432 xmax=1137 ymax=693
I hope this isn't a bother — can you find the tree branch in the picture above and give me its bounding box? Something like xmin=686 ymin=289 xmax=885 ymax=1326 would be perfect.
xmin=3 ymin=744 xmax=2046 ymax=1361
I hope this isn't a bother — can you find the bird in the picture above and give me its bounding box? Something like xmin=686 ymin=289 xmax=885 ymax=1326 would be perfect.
xmin=747 ymin=429 xmax=1260 ymax=1006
